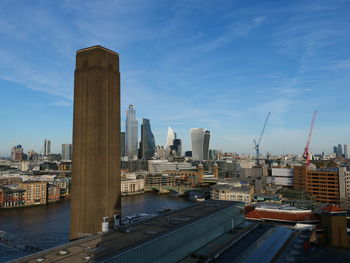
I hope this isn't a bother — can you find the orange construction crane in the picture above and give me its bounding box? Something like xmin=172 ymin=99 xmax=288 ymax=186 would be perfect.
xmin=303 ymin=111 xmax=317 ymax=167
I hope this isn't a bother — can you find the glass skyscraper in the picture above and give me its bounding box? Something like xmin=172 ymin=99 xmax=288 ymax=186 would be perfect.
xmin=190 ymin=128 xmax=210 ymax=161
xmin=125 ymin=105 xmax=138 ymax=160
xmin=141 ymin=118 xmax=156 ymax=160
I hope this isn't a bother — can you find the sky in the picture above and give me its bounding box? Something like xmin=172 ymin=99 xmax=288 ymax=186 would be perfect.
xmin=0 ymin=0 xmax=350 ymax=156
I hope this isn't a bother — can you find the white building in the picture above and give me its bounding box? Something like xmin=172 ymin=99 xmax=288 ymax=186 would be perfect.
xmin=125 ymin=105 xmax=138 ymax=160
xmin=148 ymin=160 xmax=193 ymax=173
xmin=272 ymin=168 xmax=293 ymax=186
xmin=165 ymin=126 xmax=176 ymax=148
xmin=121 ymin=178 xmax=144 ymax=195
xmin=190 ymin=128 xmax=210 ymax=161
xmin=211 ymin=185 xmax=253 ymax=204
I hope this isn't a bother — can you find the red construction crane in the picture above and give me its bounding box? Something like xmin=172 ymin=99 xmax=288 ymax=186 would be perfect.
xmin=303 ymin=111 xmax=317 ymax=167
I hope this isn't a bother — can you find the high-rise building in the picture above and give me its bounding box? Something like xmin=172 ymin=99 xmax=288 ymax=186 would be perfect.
xmin=44 ymin=139 xmax=51 ymax=156
xmin=344 ymin=144 xmax=349 ymax=159
xmin=11 ymin=145 xmax=24 ymax=161
xmin=125 ymin=105 xmax=138 ymax=160
xmin=141 ymin=119 xmax=156 ymax=160
xmin=121 ymin=132 xmax=126 ymax=157
xmin=191 ymin=128 xmax=210 ymax=161
xmin=333 ymin=146 xmax=338 ymax=155
xmin=165 ymin=126 xmax=176 ymax=148
xmin=172 ymin=139 xmax=182 ymax=157
xmin=337 ymin=144 xmax=343 ymax=158
xmin=70 ymin=46 xmax=121 ymax=240
xmin=61 ymin=144 xmax=72 ymax=161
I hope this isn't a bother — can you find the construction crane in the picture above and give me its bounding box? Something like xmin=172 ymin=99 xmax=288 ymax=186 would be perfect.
xmin=303 ymin=111 xmax=318 ymax=168
xmin=253 ymin=112 xmax=270 ymax=166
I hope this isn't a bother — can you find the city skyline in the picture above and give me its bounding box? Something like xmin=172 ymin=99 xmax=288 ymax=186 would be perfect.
xmin=1 ymin=0 xmax=350 ymax=155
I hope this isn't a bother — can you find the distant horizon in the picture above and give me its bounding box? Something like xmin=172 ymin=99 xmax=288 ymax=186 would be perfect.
xmin=1 ymin=0 xmax=350 ymax=156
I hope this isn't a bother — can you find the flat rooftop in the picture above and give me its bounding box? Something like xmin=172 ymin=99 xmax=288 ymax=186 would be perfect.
xmin=11 ymin=200 xmax=242 ymax=263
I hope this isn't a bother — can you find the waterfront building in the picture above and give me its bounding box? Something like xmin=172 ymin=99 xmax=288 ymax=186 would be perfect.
xmin=11 ymin=145 xmax=24 ymax=161
xmin=211 ymin=185 xmax=253 ymax=204
xmin=271 ymin=168 xmax=293 ymax=186
xmin=61 ymin=143 xmax=72 ymax=161
xmin=140 ymin=118 xmax=156 ymax=160
xmin=121 ymin=178 xmax=145 ymax=195
xmin=147 ymin=160 xmax=193 ymax=173
xmin=48 ymin=185 xmax=60 ymax=202
xmin=190 ymin=128 xmax=210 ymax=161
xmin=70 ymin=46 xmax=121 ymax=240
xmin=44 ymin=139 xmax=51 ymax=156
xmin=344 ymin=144 xmax=349 ymax=159
xmin=0 ymin=186 xmax=25 ymax=207
xmin=121 ymin=131 xmax=126 ymax=157
xmin=126 ymin=105 xmax=138 ymax=160
xmin=52 ymin=178 xmax=71 ymax=197
xmin=19 ymin=182 xmax=47 ymax=205
xmin=165 ymin=126 xmax=176 ymax=148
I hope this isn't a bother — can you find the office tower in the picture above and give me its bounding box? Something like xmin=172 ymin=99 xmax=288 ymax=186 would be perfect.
xmin=61 ymin=144 xmax=72 ymax=161
xmin=141 ymin=118 xmax=156 ymax=160
xmin=165 ymin=126 xmax=177 ymax=148
xmin=44 ymin=139 xmax=51 ymax=155
xmin=125 ymin=105 xmax=138 ymax=160
xmin=172 ymin=139 xmax=182 ymax=157
xmin=333 ymin=146 xmax=338 ymax=155
xmin=70 ymin=46 xmax=121 ymax=240
xmin=11 ymin=145 xmax=23 ymax=161
xmin=191 ymin=128 xmax=210 ymax=161
xmin=337 ymin=144 xmax=343 ymax=157
xmin=155 ymin=146 xmax=166 ymax=159
xmin=121 ymin=132 xmax=126 ymax=157
xmin=344 ymin=144 xmax=349 ymax=159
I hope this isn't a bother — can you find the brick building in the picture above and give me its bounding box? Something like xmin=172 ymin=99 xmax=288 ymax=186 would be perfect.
xmin=19 ymin=182 xmax=47 ymax=205
xmin=293 ymin=166 xmax=340 ymax=203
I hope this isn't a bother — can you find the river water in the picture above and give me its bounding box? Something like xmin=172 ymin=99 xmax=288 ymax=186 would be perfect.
xmin=0 ymin=192 xmax=194 ymax=262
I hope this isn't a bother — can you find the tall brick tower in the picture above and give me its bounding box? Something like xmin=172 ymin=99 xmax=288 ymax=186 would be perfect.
xmin=70 ymin=46 xmax=121 ymax=240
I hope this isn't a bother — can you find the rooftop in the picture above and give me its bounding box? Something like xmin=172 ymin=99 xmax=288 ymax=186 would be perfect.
xmin=77 ymin=45 xmax=118 ymax=55
xmin=12 ymin=200 xmax=242 ymax=263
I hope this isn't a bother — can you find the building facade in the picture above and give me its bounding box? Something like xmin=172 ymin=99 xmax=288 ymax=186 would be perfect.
xmin=294 ymin=166 xmax=340 ymax=203
xmin=165 ymin=126 xmax=176 ymax=148
xmin=126 ymin=105 xmax=138 ymax=160
xmin=61 ymin=143 xmax=72 ymax=161
xmin=140 ymin=119 xmax=156 ymax=160
xmin=19 ymin=182 xmax=47 ymax=205
xmin=121 ymin=132 xmax=126 ymax=157
xmin=44 ymin=139 xmax=51 ymax=156
xmin=272 ymin=168 xmax=293 ymax=186
xmin=11 ymin=145 xmax=24 ymax=161
xmin=70 ymin=46 xmax=121 ymax=240
xmin=121 ymin=178 xmax=145 ymax=195
xmin=211 ymin=185 xmax=253 ymax=204
xmin=191 ymin=128 xmax=210 ymax=161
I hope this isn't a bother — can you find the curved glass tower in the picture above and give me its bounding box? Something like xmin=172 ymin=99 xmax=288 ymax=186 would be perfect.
xmin=126 ymin=105 xmax=138 ymax=160
xmin=191 ymin=128 xmax=210 ymax=161
xmin=141 ymin=118 xmax=156 ymax=160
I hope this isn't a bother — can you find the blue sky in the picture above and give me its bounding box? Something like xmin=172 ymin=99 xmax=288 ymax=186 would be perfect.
xmin=1 ymin=0 xmax=350 ymax=156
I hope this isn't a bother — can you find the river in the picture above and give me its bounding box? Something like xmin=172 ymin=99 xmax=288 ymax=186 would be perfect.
xmin=0 ymin=192 xmax=194 ymax=262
